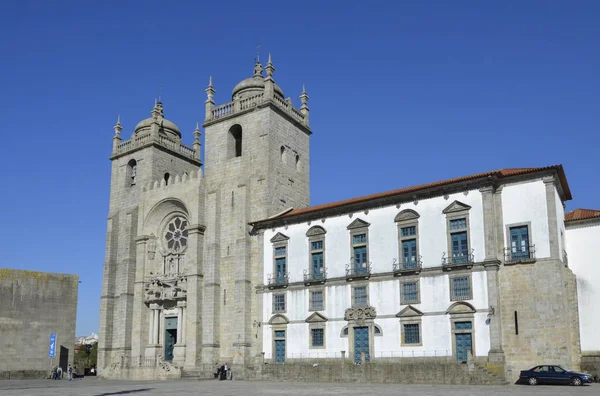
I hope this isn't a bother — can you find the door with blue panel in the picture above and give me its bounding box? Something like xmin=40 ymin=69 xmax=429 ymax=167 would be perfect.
xmin=275 ymin=257 xmax=286 ymax=283
xmin=451 ymin=232 xmax=468 ymax=263
xmin=510 ymin=226 xmax=530 ymax=259
xmin=353 ymin=327 xmax=370 ymax=363
xmin=402 ymin=239 xmax=417 ymax=268
xmin=164 ymin=317 xmax=178 ymax=361
xmin=354 ymin=246 xmax=367 ymax=274
xmin=454 ymin=321 xmax=473 ymax=362
xmin=274 ymin=330 xmax=286 ymax=364
xmin=312 ymin=252 xmax=323 ymax=279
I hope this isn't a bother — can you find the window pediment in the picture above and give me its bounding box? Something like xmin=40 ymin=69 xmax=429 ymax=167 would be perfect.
xmin=442 ymin=200 xmax=472 ymax=214
xmin=396 ymin=305 xmax=423 ymax=318
xmin=306 ymin=225 xmax=326 ymax=237
xmin=268 ymin=314 xmax=289 ymax=325
xmin=394 ymin=209 xmax=420 ymax=222
xmin=270 ymin=232 xmax=290 ymax=243
xmin=446 ymin=301 xmax=476 ymax=315
xmin=347 ymin=218 xmax=370 ymax=230
xmin=305 ymin=312 xmax=328 ymax=323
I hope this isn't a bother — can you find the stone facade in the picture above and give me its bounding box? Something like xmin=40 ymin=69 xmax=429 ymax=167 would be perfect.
xmin=98 ymin=57 xmax=311 ymax=379
xmin=0 ymin=269 xmax=78 ymax=379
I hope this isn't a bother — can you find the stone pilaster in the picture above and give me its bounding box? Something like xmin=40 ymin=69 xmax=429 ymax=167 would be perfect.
xmin=201 ymin=191 xmax=220 ymax=364
xmin=184 ymin=223 xmax=205 ymax=368
xmin=479 ymin=186 xmax=496 ymax=261
xmin=543 ymin=175 xmax=560 ymax=259
xmin=484 ymin=262 xmax=504 ymax=360
xmin=493 ymin=185 xmax=505 ymax=260
xmin=131 ymin=235 xmax=150 ymax=359
xmin=173 ymin=301 xmax=186 ymax=365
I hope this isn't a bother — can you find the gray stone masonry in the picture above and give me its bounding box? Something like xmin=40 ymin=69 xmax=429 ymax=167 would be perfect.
xmin=0 ymin=269 xmax=78 ymax=379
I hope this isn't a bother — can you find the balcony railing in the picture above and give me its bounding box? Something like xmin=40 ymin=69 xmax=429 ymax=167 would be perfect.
xmin=303 ymin=268 xmax=327 ymax=285
xmin=504 ymin=245 xmax=536 ymax=264
xmin=345 ymin=261 xmax=372 ymax=281
xmin=267 ymin=273 xmax=289 ymax=289
xmin=442 ymin=250 xmax=475 ymax=267
xmin=392 ymin=257 xmax=423 ymax=275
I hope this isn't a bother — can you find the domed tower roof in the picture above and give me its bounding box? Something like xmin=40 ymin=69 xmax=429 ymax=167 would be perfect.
xmin=231 ymin=60 xmax=284 ymax=100
xmin=133 ymin=101 xmax=181 ymax=138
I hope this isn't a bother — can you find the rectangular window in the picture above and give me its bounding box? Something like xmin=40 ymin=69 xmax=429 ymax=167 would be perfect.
xmin=403 ymin=323 xmax=420 ymax=344
xmin=311 ymin=241 xmax=323 ymax=251
xmin=352 ymin=233 xmax=367 ymax=244
xmin=273 ymin=293 xmax=286 ymax=313
xmin=454 ymin=321 xmax=472 ymax=330
xmin=274 ymin=245 xmax=287 ymax=284
xmin=274 ymin=330 xmax=285 ymax=339
xmin=311 ymin=328 xmax=324 ymax=347
xmin=449 ymin=218 xmax=467 ymax=230
xmin=353 ymin=286 xmax=368 ymax=306
xmin=400 ymin=226 xmax=416 ymax=237
xmin=310 ymin=290 xmax=324 ymax=310
xmin=311 ymin=252 xmax=324 ymax=279
xmin=274 ymin=246 xmax=287 ymax=256
xmin=510 ymin=225 xmax=530 ymax=259
xmin=452 ymin=276 xmax=471 ymax=300
xmin=402 ymin=281 xmax=418 ymax=304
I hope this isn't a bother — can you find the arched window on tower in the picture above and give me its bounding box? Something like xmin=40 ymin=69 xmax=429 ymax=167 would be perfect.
xmin=127 ymin=159 xmax=137 ymax=186
xmin=295 ymin=154 xmax=300 ymax=171
xmin=280 ymin=146 xmax=286 ymax=163
xmin=164 ymin=173 xmax=170 ymax=185
xmin=228 ymin=124 xmax=242 ymax=158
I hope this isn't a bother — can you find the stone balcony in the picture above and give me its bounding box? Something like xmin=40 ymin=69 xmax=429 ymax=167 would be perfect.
xmin=204 ymin=91 xmax=310 ymax=131
xmin=111 ymin=131 xmax=199 ymax=163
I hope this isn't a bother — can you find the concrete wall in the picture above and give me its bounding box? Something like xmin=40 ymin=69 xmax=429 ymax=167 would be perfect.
xmin=0 ymin=269 xmax=78 ymax=379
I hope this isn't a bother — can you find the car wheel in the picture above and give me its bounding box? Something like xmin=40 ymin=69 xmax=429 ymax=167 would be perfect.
xmin=571 ymin=377 xmax=582 ymax=386
xmin=528 ymin=377 xmax=538 ymax=386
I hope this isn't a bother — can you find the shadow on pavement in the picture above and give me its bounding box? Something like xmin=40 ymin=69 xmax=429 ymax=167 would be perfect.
xmin=93 ymin=389 xmax=153 ymax=396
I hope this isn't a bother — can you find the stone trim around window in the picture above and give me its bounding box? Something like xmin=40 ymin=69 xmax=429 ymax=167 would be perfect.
xmin=271 ymin=232 xmax=289 ymax=283
xmin=348 ymin=218 xmax=370 ymax=269
xmin=351 ymin=283 xmax=370 ymax=307
xmin=443 ymin=201 xmax=472 ymax=265
xmin=395 ymin=209 xmax=420 ymax=267
xmin=449 ymin=273 xmax=473 ymax=301
xmin=400 ymin=279 xmax=421 ymax=305
xmin=504 ymin=221 xmax=535 ymax=264
xmin=309 ymin=288 xmax=326 ymax=311
xmin=306 ymin=312 xmax=328 ymax=349
xmin=307 ymin=230 xmax=326 ymax=279
xmin=400 ymin=318 xmax=423 ymax=347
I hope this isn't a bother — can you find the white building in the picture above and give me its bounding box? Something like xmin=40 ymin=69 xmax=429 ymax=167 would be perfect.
xmin=250 ymin=166 xmax=581 ymax=378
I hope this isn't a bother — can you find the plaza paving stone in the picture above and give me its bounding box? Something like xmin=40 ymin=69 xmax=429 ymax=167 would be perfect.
xmin=0 ymin=379 xmax=597 ymax=396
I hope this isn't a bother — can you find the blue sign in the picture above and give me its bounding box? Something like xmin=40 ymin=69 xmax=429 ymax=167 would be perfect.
xmin=49 ymin=333 xmax=56 ymax=358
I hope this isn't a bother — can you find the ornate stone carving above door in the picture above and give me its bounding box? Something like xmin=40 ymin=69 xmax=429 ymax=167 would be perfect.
xmin=344 ymin=305 xmax=377 ymax=325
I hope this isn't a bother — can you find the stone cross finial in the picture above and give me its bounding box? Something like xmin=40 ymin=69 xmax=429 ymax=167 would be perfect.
xmin=113 ymin=115 xmax=123 ymax=137
xmin=265 ymin=53 xmax=275 ymax=78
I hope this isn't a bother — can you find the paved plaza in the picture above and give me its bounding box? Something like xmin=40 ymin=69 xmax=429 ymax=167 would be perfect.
xmin=0 ymin=379 xmax=597 ymax=396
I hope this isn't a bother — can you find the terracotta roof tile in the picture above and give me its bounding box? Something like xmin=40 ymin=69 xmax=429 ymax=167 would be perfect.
xmin=250 ymin=165 xmax=571 ymax=227
xmin=565 ymin=208 xmax=600 ymax=222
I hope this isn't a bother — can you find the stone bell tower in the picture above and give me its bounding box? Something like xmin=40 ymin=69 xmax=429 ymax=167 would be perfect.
xmin=200 ymin=54 xmax=311 ymax=368
xmin=98 ymin=101 xmax=201 ymax=371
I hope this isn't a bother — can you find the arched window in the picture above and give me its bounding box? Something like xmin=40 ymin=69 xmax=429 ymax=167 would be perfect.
xmin=127 ymin=159 xmax=137 ymax=186
xmin=280 ymin=146 xmax=286 ymax=163
xmin=228 ymin=124 xmax=242 ymax=158
xmin=164 ymin=173 xmax=170 ymax=185
xmin=295 ymin=155 xmax=300 ymax=171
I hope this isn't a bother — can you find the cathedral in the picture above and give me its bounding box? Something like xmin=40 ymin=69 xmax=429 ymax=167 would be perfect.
xmin=99 ymin=56 xmax=600 ymax=383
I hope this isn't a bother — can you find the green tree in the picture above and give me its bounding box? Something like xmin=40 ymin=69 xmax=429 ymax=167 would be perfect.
xmin=74 ymin=342 xmax=97 ymax=369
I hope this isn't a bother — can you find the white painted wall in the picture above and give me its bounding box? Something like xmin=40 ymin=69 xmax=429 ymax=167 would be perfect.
xmin=501 ymin=180 xmax=550 ymax=258
xmin=566 ymin=222 xmax=600 ymax=352
xmin=263 ymin=189 xmax=486 ymax=283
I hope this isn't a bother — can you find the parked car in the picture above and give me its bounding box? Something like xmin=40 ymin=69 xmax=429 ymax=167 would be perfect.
xmin=519 ymin=365 xmax=592 ymax=386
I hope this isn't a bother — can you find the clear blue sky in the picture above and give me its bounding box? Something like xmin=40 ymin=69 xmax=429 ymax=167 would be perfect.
xmin=1 ymin=1 xmax=598 ymax=336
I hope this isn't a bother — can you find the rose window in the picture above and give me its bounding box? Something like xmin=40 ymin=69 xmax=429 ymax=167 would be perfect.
xmin=165 ymin=217 xmax=188 ymax=252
